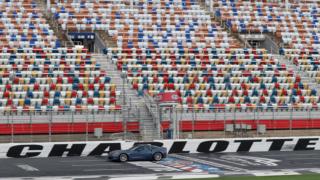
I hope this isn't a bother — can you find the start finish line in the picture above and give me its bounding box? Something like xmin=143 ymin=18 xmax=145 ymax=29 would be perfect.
xmin=0 ymin=137 xmax=320 ymax=158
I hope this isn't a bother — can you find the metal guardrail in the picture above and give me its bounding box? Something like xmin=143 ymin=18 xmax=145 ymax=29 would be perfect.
xmin=94 ymin=32 xmax=107 ymax=54
xmin=159 ymin=106 xmax=320 ymax=139
xmin=143 ymin=93 xmax=161 ymax=139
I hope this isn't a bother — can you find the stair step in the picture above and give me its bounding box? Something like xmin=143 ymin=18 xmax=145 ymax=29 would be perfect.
xmin=95 ymin=54 xmax=159 ymax=140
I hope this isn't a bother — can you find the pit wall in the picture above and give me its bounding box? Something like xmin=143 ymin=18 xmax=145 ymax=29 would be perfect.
xmin=0 ymin=137 xmax=319 ymax=158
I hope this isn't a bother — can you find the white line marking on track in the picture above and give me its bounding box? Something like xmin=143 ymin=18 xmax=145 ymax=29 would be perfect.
xmin=171 ymin=174 xmax=220 ymax=179
xmin=219 ymin=155 xmax=280 ymax=167
xmin=108 ymin=173 xmax=219 ymax=180
xmin=252 ymin=171 xmax=300 ymax=176
xmin=257 ymin=168 xmax=320 ymax=172
xmin=262 ymin=153 xmax=320 ymax=157
xmin=309 ymin=169 xmax=320 ymax=173
xmin=211 ymin=157 xmax=249 ymax=166
xmin=72 ymin=163 xmax=121 ymax=167
xmin=84 ymin=168 xmax=137 ymax=172
xmin=129 ymin=161 xmax=182 ymax=172
xmin=59 ymin=160 xmax=105 ymax=163
xmin=109 ymin=176 xmax=158 ymax=180
xmin=16 ymin=164 xmax=39 ymax=172
xmin=171 ymin=154 xmax=248 ymax=172
xmin=280 ymin=157 xmax=320 ymax=160
xmin=0 ymin=175 xmax=104 ymax=180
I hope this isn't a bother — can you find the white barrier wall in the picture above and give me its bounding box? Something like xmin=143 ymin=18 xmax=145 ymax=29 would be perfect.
xmin=1 ymin=137 xmax=320 ymax=158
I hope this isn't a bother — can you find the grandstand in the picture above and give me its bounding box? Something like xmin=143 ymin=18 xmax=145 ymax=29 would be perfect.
xmin=0 ymin=0 xmax=319 ymax=142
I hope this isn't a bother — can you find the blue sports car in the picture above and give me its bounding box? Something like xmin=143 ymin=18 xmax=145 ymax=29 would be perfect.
xmin=108 ymin=144 xmax=167 ymax=162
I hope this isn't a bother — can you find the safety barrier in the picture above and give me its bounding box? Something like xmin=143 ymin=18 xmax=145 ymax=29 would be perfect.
xmin=1 ymin=119 xmax=320 ymax=135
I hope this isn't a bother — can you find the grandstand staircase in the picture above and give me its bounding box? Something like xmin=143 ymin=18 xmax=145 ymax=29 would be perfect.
xmin=96 ymin=31 xmax=117 ymax=48
xmin=278 ymin=55 xmax=318 ymax=90
xmin=35 ymin=0 xmax=74 ymax=47
xmin=198 ymin=0 xmax=316 ymax=89
xmin=94 ymin=54 xmax=161 ymax=141
xmin=197 ymin=0 xmax=251 ymax=48
xmin=262 ymin=33 xmax=318 ymax=88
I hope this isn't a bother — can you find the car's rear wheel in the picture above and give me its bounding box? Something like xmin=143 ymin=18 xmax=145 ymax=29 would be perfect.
xmin=119 ymin=154 xmax=128 ymax=162
xmin=153 ymin=152 xmax=162 ymax=161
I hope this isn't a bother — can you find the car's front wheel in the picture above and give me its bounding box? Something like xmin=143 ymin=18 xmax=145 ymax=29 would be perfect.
xmin=153 ymin=152 xmax=162 ymax=161
xmin=119 ymin=153 xmax=128 ymax=162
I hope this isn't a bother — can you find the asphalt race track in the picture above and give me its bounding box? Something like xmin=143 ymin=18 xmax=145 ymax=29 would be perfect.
xmin=1 ymin=151 xmax=320 ymax=179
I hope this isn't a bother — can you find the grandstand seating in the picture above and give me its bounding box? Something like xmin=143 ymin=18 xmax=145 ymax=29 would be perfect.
xmin=53 ymin=0 xmax=312 ymax=113
xmin=213 ymin=0 xmax=320 ymax=49
xmin=0 ymin=0 xmax=120 ymax=114
xmin=97 ymin=0 xmax=318 ymax=111
xmin=0 ymin=47 xmax=120 ymax=113
xmin=106 ymin=47 xmax=319 ymax=111
xmin=3 ymin=0 xmax=317 ymax=113
xmin=212 ymin=0 xmax=320 ymax=84
xmin=0 ymin=0 xmax=60 ymax=48
xmin=51 ymin=0 xmax=241 ymax=49
xmin=0 ymin=0 xmax=318 ymax=136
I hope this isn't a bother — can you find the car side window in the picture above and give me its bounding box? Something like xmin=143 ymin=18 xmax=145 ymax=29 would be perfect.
xmin=135 ymin=146 xmax=145 ymax=152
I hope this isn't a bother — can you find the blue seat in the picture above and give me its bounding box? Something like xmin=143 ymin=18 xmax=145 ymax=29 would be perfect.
xmin=24 ymin=98 xmax=31 ymax=106
xmin=53 ymin=98 xmax=60 ymax=105
xmin=54 ymin=91 xmax=61 ymax=98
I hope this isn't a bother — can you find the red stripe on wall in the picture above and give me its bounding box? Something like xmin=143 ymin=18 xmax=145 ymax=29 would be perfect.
xmin=0 ymin=122 xmax=139 ymax=135
xmin=0 ymin=119 xmax=319 ymax=135
xmin=161 ymin=119 xmax=320 ymax=131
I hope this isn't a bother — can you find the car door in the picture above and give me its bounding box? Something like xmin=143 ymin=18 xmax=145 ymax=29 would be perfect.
xmin=130 ymin=145 xmax=152 ymax=160
xmin=143 ymin=145 xmax=153 ymax=160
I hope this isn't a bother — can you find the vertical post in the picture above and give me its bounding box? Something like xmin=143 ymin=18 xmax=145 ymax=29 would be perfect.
xmin=175 ymin=106 xmax=179 ymax=139
xmin=49 ymin=110 xmax=52 ymax=142
xmin=192 ymin=108 xmax=195 ymax=138
xmin=86 ymin=110 xmax=89 ymax=141
xmin=214 ymin=109 xmax=217 ymax=138
xmin=30 ymin=112 xmax=32 ymax=142
xmin=11 ymin=113 xmax=13 ymax=143
xmin=170 ymin=107 xmax=174 ymax=139
xmin=233 ymin=108 xmax=237 ymax=136
xmin=223 ymin=110 xmax=226 ymax=138
xmin=127 ymin=107 xmax=130 ymax=139
xmin=308 ymin=108 xmax=311 ymax=130
xmin=71 ymin=111 xmax=74 ymax=140
xmin=256 ymin=108 xmax=259 ymax=136
xmin=272 ymin=108 xmax=275 ymax=136
xmin=9 ymin=72 xmax=14 ymax=142
xmin=290 ymin=107 xmax=293 ymax=136
xmin=123 ymin=110 xmax=127 ymax=141
xmin=158 ymin=104 xmax=162 ymax=139
xmin=121 ymin=72 xmax=127 ymax=140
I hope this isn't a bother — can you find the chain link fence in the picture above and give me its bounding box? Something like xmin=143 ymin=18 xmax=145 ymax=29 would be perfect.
xmin=0 ymin=109 xmax=138 ymax=143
